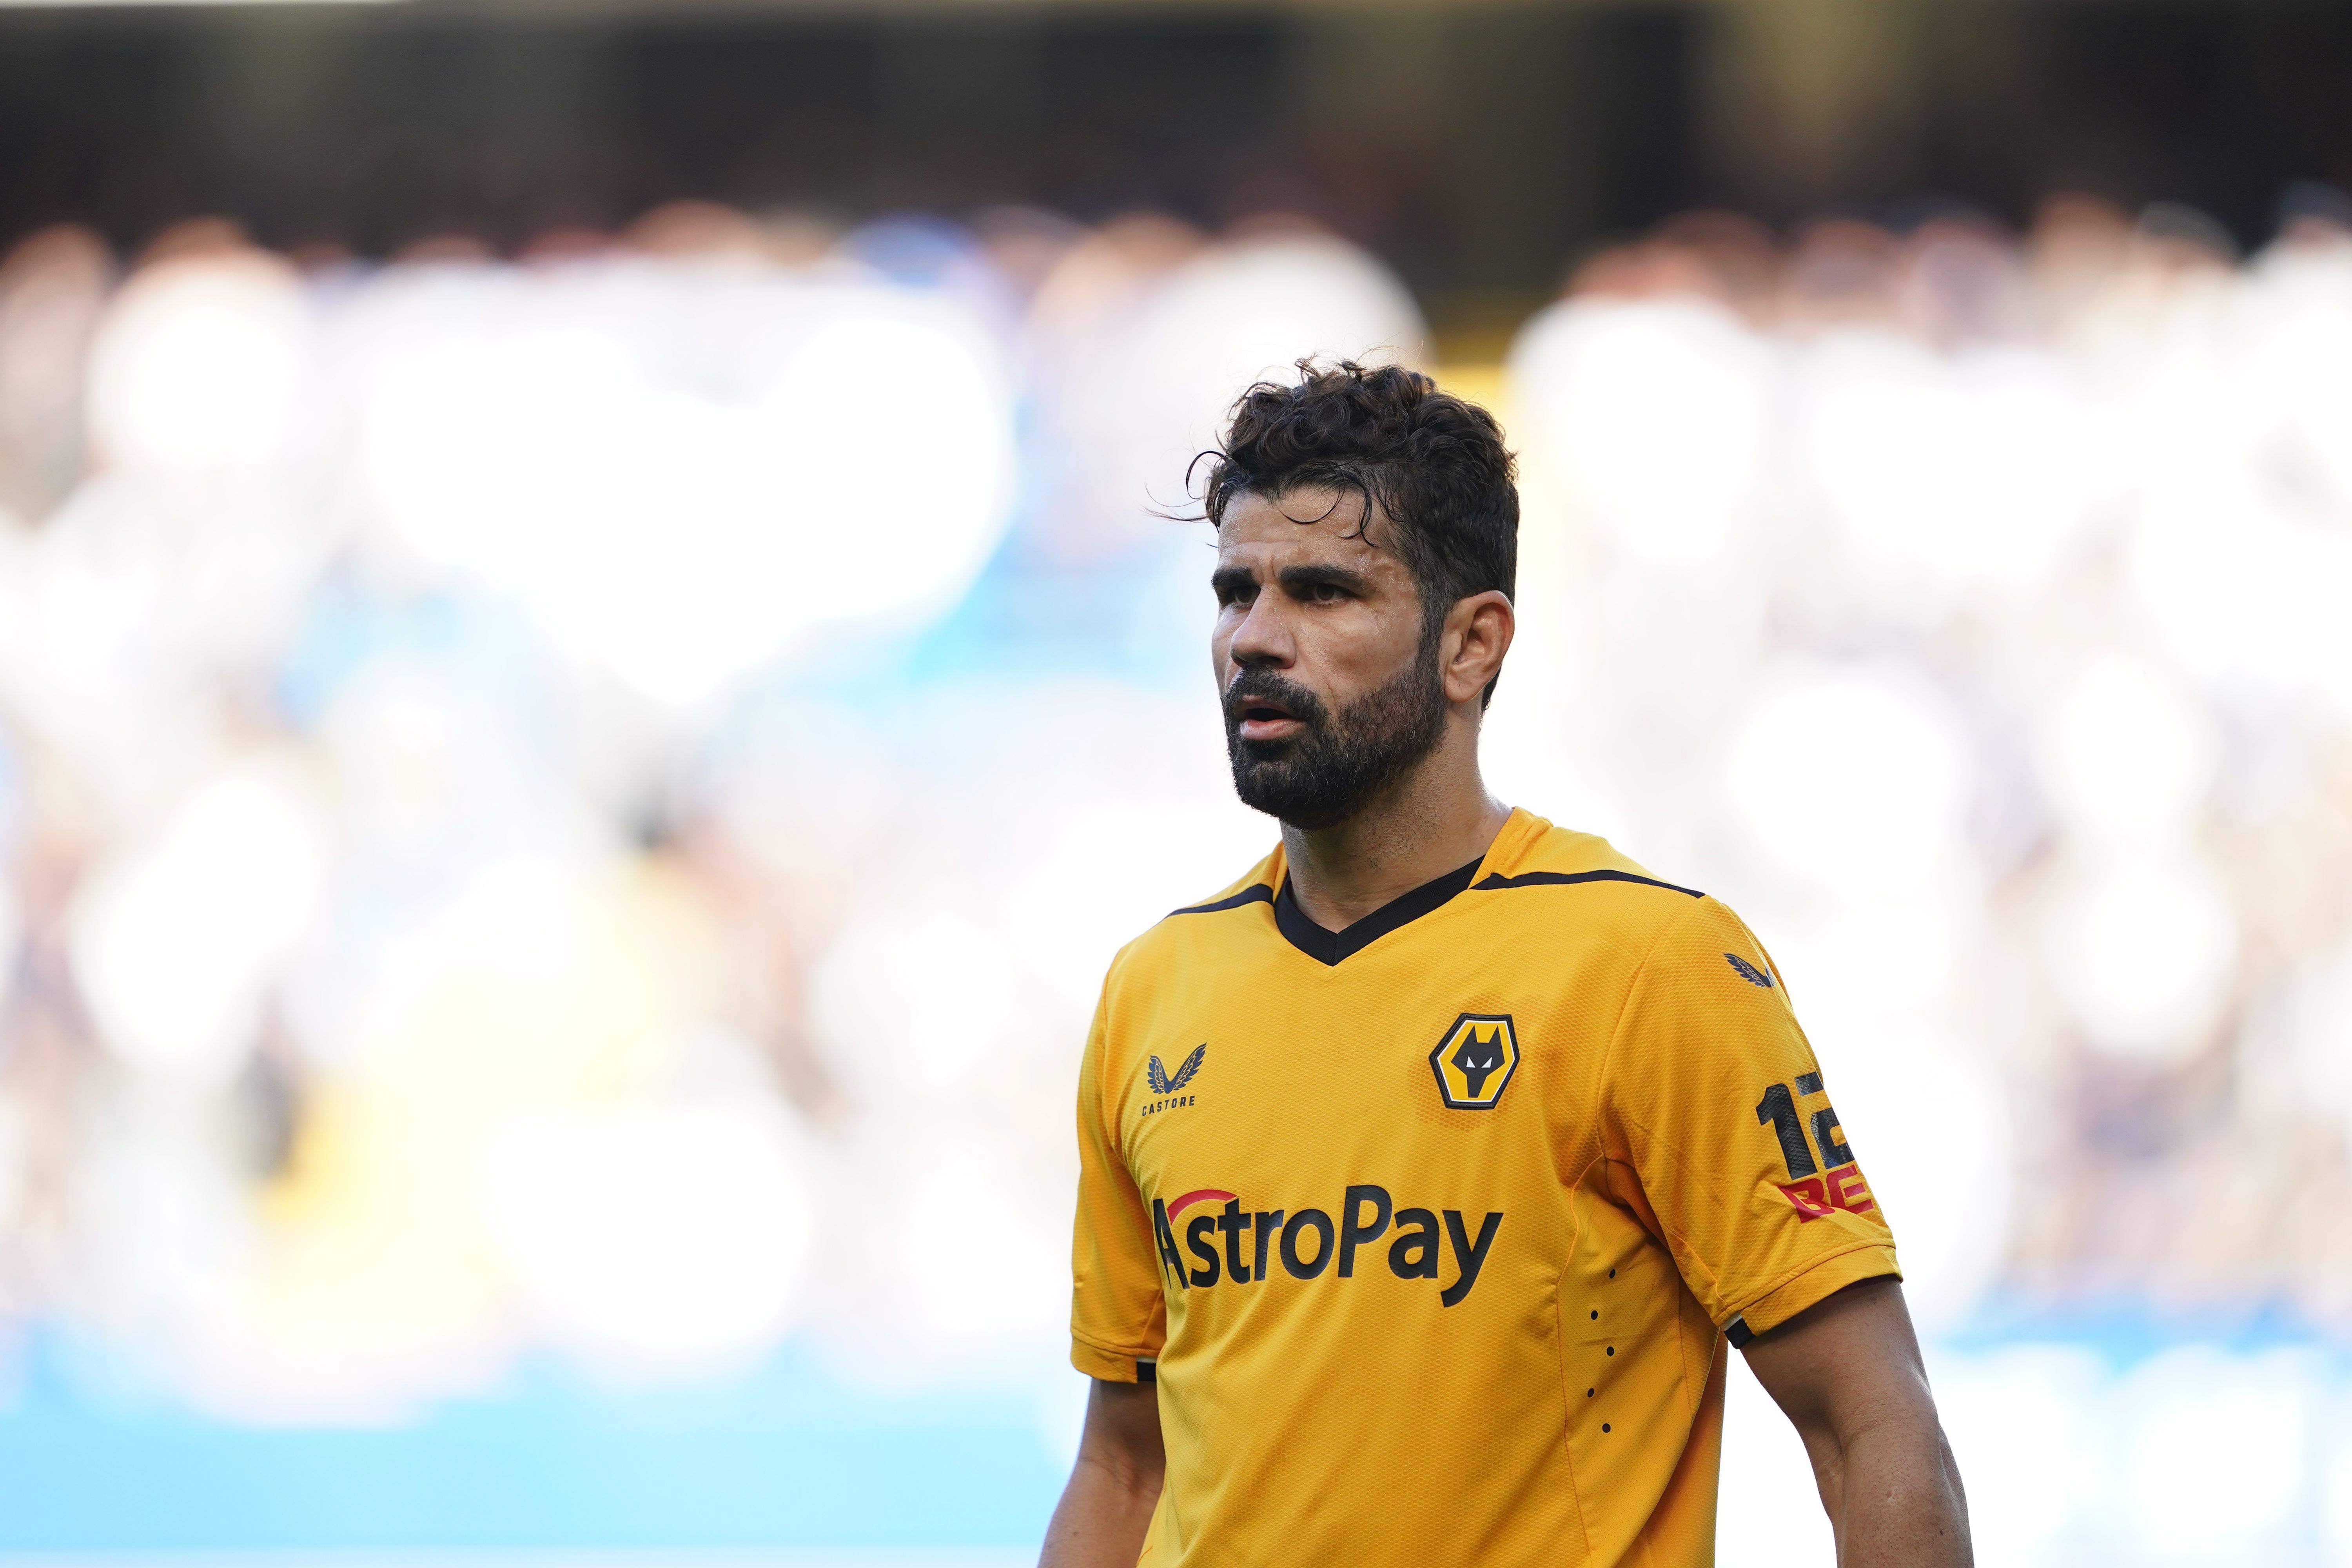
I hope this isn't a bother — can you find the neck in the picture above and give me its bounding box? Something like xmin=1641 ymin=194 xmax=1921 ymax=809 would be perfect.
xmin=1281 ymin=726 xmax=1510 ymax=931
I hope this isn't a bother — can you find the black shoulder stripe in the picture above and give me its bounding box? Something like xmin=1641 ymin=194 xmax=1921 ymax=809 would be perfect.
xmin=1168 ymin=884 xmax=1275 ymax=917
xmin=1472 ymin=869 xmax=1705 ymax=898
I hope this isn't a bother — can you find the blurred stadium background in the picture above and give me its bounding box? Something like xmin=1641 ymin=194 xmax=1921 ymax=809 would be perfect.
xmin=4 ymin=0 xmax=2352 ymax=1563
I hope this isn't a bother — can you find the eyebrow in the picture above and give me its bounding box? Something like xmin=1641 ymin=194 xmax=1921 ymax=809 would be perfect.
xmin=1210 ymin=564 xmax=1257 ymax=600
xmin=1211 ymin=561 xmax=1381 ymax=601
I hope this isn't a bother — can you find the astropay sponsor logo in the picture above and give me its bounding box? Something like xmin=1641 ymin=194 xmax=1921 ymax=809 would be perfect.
xmin=1150 ymin=1183 xmax=1502 ymax=1308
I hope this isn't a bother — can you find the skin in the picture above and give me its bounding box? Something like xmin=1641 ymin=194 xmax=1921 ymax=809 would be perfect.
xmin=1744 ymin=1278 xmax=1973 ymax=1566
xmin=1042 ymin=485 xmax=1973 ymax=1567
xmin=1038 ymin=1379 xmax=1163 ymax=1568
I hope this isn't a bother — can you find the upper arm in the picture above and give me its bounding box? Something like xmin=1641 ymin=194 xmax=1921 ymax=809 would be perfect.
xmin=1070 ymin=972 xmax=1169 ymax=1381
xmin=1601 ymin=897 xmax=1902 ymax=1341
xmin=1739 ymin=1276 xmax=1938 ymax=1447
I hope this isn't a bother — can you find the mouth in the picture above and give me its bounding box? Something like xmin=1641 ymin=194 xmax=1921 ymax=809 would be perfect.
xmin=1234 ymin=697 xmax=1305 ymax=744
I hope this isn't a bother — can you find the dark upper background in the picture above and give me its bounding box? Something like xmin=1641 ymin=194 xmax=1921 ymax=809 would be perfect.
xmin=5 ymin=0 xmax=2352 ymax=343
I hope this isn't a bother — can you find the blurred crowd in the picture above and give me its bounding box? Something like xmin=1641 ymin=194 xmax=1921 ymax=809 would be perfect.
xmin=3 ymin=186 xmax=2352 ymax=1559
xmin=1508 ymin=195 xmax=2352 ymax=1565
xmin=0 ymin=202 xmax=1420 ymax=1427
xmin=1511 ymin=194 xmax=2352 ymax=1343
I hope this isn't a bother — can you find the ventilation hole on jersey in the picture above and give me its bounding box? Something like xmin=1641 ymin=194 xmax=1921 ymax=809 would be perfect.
xmin=1606 ymin=1346 xmax=1615 ymax=1356
xmin=1602 ymin=1423 xmax=1612 ymax=1433
xmin=1608 ymin=1268 xmax=1616 ymax=1278
xmin=1590 ymin=1310 xmax=1599 ymax=1319
xmin=1586 ymin=1388 xmax=1595 ymax=1397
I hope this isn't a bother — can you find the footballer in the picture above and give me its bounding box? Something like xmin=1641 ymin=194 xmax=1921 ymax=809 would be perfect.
xmin=1040 ymin=362 xmax=1971 ymax=1567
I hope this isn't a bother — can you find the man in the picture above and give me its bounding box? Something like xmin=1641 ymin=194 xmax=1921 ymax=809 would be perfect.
xmin=1044 ymin=362 xmax=1970 ymax=1567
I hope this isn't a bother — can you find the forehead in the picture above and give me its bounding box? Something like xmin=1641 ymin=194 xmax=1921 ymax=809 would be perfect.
xmin=1214 ymin=486 xmax=1403 ymax=574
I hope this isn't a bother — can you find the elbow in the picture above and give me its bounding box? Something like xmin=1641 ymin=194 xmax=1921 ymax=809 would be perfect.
xmin=1084 ymin=1450 xmax=1165 ymax=1508
xmin=1935 ymin=1419 xmax=1970 ymax=1515
xmin=1077 ymin=1437 xmax=1166 ymax=1503
xmin=1802 ymin=1403 xmax=1960 ymax=1510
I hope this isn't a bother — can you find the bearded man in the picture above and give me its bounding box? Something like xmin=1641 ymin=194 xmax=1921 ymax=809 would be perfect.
xmin=1042 ymin=361 xmax=1972 ymax=1568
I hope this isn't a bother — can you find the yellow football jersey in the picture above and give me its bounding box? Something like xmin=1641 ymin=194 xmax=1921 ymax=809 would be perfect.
xmin=1068 ymin=807 xmax=1899 ymax=1568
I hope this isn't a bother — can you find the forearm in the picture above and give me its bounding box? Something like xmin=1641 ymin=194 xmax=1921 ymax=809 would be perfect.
xmin=1039 ymin=1447 xmax=1161 ymax=1568
xmin=1807 ymin=1418 xmax=1971 ymax=1568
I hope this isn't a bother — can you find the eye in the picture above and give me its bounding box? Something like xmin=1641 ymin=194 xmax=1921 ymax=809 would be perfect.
xmin=1306 ymin=580 xmax=1351 ymax=604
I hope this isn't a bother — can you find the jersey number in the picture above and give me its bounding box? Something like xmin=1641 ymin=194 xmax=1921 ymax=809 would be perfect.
xmin=1755 ymin=1077 xmax=1850 ymax=1179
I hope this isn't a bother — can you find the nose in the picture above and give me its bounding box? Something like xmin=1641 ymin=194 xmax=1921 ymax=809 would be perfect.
xmin=1226 ymin=590 xmax=1294 ymax=675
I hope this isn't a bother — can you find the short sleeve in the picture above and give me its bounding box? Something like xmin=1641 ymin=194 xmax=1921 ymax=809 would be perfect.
xmin=1069 ymin=973 xmax=1167 ymax=1381
xmin=1601 ymin=897 xmax=1900 ymax=1344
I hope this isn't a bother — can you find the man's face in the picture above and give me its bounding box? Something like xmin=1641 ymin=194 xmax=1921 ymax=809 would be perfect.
xmin=1211 ymin=486 xmax=1449 ymax=829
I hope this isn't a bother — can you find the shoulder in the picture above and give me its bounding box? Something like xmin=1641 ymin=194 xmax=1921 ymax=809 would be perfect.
xmin=1098 ymin=846 xmax=1283 ymax=996
xmin=1477 ymin=813 xmax=1789 ymax=1001
xmin=1163 ymin=858 xmax=1282 ymax=920
xmin=1474 ymin=811 xmax=1716 ymax=946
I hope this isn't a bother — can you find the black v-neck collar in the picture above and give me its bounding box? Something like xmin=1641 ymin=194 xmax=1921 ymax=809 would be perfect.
xmin=1274 ymin=853 xmax=1486 ymax=967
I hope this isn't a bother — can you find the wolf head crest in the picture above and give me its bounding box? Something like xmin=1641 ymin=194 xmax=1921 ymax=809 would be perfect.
xmin=1450 ymin=1029 xmax=1506 ymax=1098
xmin=1429 ymin=1013 xmax=1519 ymax=1110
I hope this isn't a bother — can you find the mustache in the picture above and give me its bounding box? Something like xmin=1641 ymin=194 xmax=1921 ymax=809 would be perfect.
xmin=1222 ymin=668 xmax=1330 ymax=731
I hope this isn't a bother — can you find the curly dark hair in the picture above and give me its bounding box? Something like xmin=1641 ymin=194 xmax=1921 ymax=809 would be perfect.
xmin=1200 ymin=359 xmax=1518 ymax=707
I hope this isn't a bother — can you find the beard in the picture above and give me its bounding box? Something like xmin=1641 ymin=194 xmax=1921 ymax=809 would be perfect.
xmin=1223 ymin=632 xmax=1449 ymax=831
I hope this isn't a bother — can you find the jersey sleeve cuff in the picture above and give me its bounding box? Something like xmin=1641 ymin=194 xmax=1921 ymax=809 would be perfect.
xmin=1071 ymin=1334 xmax=1157 ymax=1383
xmin=1722 ymin=1243 xmax=1902 ymax=1347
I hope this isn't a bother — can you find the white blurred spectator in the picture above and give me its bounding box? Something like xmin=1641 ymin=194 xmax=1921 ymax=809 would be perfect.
xmin=68 ymin=753 xmax=332 ymax=1089
xmin=1722 ymin=658 xmax=1975 ymax=898
xmin=1508 ymin=292 xmax=1771 ymax=569
xmin=84 ymin=244 xmax=312 ymax=479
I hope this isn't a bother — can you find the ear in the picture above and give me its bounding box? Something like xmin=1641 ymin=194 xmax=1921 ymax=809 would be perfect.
xmin=1441 ymin=590 xmax=1514 ymax=708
